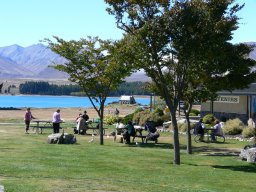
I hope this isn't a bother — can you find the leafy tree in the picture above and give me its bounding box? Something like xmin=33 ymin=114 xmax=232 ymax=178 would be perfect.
xmin=169 ymin=0 xmax=256 ymax=154
xmin=45 ymin=36 xmax=132 ymax=145
xmin=105 ymin=0 xmax=256 ymax=163
xmin=105 ymin=0 xmax=183 ymax=164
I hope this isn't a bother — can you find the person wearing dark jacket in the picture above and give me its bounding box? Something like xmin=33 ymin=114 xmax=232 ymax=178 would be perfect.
xmin=194 ymin=118 xmax=205 ymax=142
xmin=123 ymin=121 xmax=135 ymax=144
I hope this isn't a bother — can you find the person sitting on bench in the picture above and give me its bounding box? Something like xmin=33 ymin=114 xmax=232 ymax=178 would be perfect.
xmin=75 ymin=114 xmax=88 ymax=135
xmin=122 ymin=121 xmax=135 ymax=144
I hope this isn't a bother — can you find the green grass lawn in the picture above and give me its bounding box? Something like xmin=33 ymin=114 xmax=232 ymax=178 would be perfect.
xmin=0 ymin=123 xmax=256 ymax=192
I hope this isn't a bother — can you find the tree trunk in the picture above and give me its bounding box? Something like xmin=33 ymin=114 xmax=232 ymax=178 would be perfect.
xmin=184 ymin=112 xmax=192 ymax=154
xmin=170 ymin=111 xmax=180 ymax=165
xmin=184 ymin=103 xmax=193 ymax=154
xmin=99 ymin=104 xmax=104 ymax=145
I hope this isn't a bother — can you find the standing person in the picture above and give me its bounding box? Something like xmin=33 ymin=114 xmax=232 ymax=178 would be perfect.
xmin=74 ymin=113 xmax=82 ymax=134
xmin=82 ymin=110 xmax=89 ymax=122
xmin=52 ymin=109 xmax=62 ymax=134
xmin=115 ymin=108 xmax=120 ymax=117
xmin=24 ymin=107 xmax=35 ymax=134
xmin=76 ymin=113 xmax=82 ymax=123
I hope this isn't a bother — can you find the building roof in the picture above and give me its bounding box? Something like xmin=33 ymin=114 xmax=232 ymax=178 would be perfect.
xmin=119 ymin=95 xmax=134 ymax=101
xmin=218 ymin=83 xmax=256 ymax=95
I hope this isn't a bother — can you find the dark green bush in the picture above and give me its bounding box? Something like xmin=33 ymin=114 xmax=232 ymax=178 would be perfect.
xmin=203 ymin=114 xmax=215 ymax=124
xmin=123 ymin=113 xmax=134 ymax=125
xmin=153 ymin=108 xmax=164 ymax=116
xmin=189 ymin=113 xmax=197 ymax=116
xmin=191 ymin=109 xmax=200 ymax=116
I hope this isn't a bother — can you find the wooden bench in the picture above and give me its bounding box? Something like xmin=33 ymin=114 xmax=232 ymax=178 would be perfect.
xmin=73 ymin=127 xmax=107 ymax=135
xmin=114 ymin=134 xmax=147 ymax=143
xmin=132 ymin=135 xmax=147 ymax=143
xmin=87 ymin=127 xmax=107 ymax=135
xmin=31 ymin=120 xmax=57 ymax=134
xmin=31 ymin=125 xmax=62 ymax=134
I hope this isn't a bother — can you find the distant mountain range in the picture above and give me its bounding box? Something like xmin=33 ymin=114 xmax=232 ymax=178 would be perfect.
xmin=0 ymin=42 xmax=255 ymax=80
xmin=0 ymin=44 xmax=68 ymax=79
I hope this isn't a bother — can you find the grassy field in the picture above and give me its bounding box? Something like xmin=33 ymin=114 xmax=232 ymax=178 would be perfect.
xmin=0 ymin=122 xmax=256 ymax=192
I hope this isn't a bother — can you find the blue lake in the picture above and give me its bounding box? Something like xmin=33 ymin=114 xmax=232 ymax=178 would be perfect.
xmin=0 ymin=95 xmax=150 ymax=108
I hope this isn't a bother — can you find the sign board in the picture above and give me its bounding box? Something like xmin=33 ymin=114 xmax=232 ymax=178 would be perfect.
xmin=214 ymin=96 xmax=239 ymax=103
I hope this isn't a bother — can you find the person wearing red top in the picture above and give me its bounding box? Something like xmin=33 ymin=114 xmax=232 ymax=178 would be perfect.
xmin=24 ymin=108 xmax=35 ymax=134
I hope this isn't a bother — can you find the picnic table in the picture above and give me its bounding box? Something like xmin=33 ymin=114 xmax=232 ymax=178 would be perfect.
xmin=87 ymin=127 xmax=107 ymax=135
xmin=133 ymin=125 xmax=147 ymax=143
xmin=194 ymin=128 xmax=225 ymax=143
xmin=31 ymin=120 xmax=53 ymax=134
xmin=114 ymin=125 xmax=148 ymax=143
xmin=74 ymin=120 xmax=107 ymax=135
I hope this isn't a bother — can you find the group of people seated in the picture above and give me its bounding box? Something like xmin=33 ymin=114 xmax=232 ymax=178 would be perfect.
xmin=194 ymin=118 xmax=222 ymax=142
xmin=115 ymin=119 xmax=160 ymax=144
xmin=74 ymin=111 xmax=160 ymax=144
xmin=74 ymin=110 xmax=90 ymax=135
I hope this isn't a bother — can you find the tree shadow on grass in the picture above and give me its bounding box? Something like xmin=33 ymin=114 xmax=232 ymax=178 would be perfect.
xmin=193 ymin=145 xmax=241 ymax=157
xmin=212 ymin=164 xmax=256 ymax=173
xmin=186 ymin=162 xmax=256 ymax=173
xmin=128 ymin=142 xmax=174 ymax=149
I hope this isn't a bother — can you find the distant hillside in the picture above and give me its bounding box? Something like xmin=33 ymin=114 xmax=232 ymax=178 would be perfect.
xmin=0 ymin=42 xmax=255 ymax=81
xmin=0 ymin=44 xmax=68 ymax=79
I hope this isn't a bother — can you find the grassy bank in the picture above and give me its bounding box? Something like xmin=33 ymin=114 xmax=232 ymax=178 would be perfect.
xmin=0 ymin=124 xmax=255 ymax=192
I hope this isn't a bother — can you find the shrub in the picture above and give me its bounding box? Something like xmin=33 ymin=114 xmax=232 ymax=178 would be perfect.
xmin=164 ymin=107 xmax=170 ymax=115
xmin=149 ymin=113 xmax=169 ymax=126
xmin=191 ymin=109 xmax=200 ymax=116
xmin=189 ymin=113 xmax=197 ymax=116
xmin=134 ymin=107 xmax=144 ymax=113
xmin=122 ymin=113 xmax=133 ymax=125
xmin=222 ymin=118 xmax=244 ymax=135
xmin=132 ymin=110 xmax=170 ymax=126
xmin=122 ymin=107 xmax=147 ymax=125
xmin=153 ymin=108 xmax=164 ymax=116
xmin=178 ymin=123 xmax=187 ymax=132
xmin=242 ymin=127 xmax=255 ymax=138
xmin=178 ymin=122 xmax=196 ymax=132
xmin=133 ymin=110 xmax=151 ymax=125
xmin=104 ymin=115 xmax=117 ymax=125
xmin=203 ymin=114 xmax=215 ymax=124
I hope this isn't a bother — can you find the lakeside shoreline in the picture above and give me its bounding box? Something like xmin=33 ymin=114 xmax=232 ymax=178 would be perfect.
xmin=0 ymin=105 xmax=138 ymax=122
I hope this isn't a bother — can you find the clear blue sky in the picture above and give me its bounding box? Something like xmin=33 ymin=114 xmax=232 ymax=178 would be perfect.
xmin=0 ymin=0 xmax=255 ymax=47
